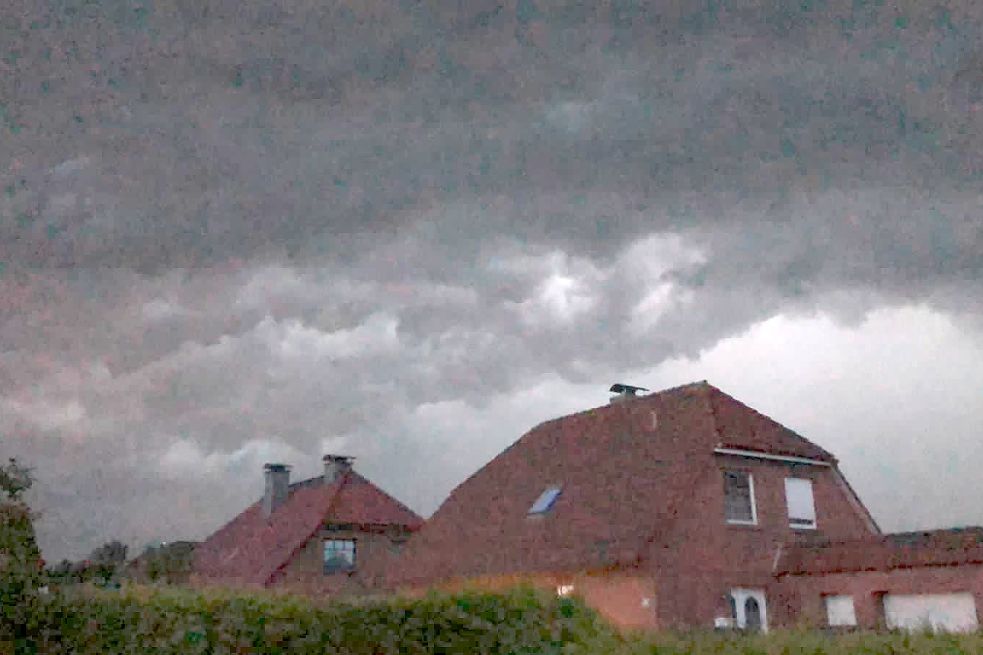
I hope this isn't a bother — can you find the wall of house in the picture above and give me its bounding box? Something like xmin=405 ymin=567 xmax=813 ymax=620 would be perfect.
xmin=405 ymin=569 xmax=660 ymax=631
xmin=274 ymin=525 xmax=411 ymax=596
xmin=647 ymin=457 xmax=876 ymax=629
xmin=774 ymin=566 xmax=983 ymax=629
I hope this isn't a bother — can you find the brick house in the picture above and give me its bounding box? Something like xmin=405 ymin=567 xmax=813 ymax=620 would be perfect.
xmin=192 ymin=455 xmax=422 ymax=595
xmin=377 ymin=381 xmax=981 ymax=632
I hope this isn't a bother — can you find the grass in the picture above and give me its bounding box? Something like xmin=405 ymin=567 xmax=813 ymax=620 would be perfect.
xmin=582 ymin=628 xmax=983 ymax=654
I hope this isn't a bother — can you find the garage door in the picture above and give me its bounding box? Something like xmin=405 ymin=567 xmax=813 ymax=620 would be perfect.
xmin=883 ymin=593 xmax=979 ymax=633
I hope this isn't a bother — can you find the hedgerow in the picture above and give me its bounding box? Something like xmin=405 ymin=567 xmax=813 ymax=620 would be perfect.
xmin=11 ymin=584 xmax=610 ymax=654
xmin=6 ymin=581 xmax=983 ymax=654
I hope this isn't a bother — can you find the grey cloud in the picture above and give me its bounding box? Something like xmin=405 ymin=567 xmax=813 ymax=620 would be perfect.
xmin=2 ymin=0 xmax=982 ymax=271
xmin=3 ymin=0 xmax=983 ymax=560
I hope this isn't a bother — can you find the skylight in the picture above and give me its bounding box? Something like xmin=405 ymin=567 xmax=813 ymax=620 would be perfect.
xmin=528 ymin=485 xmax=562 ymax=515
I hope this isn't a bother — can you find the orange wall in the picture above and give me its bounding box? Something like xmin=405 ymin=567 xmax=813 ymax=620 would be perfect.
xmin=407 ymin=569 xmax=659 ymax=630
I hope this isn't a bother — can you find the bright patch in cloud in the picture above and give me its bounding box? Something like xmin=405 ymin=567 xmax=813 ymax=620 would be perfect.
xmin=158 ymin=437 xmax=305 ymax=480
xmin=3 ymin=397 xmax=87 ymax=432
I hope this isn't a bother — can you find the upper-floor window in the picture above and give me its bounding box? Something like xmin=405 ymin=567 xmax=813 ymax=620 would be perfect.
xmin=784 ymin=477 xmax=817 ymax=529
xmin=323 ymin=538 xmax=356 ymax=573
xmin=723 ymin=470 xmax=756 ymax=525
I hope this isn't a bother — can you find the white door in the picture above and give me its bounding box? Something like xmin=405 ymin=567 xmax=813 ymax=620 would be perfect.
xmin=883 ymin=593 xmax=979 ymax=633
xmin=730 ymin=588 xmax=768 ymax=632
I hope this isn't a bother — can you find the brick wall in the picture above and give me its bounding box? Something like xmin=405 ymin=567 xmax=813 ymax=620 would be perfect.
xmin=645 ymin=457 xmax=875 ymax=628
xmin=776 ymin=565 xmax=983 ymax=629
xmin=275 ymin=524 xmax=411 ymax=596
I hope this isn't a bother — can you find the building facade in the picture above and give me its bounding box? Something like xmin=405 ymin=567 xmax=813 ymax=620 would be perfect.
xmin=192 ymin=455 xmax=422 ymax=595
xmin=379 ymin=381 xmax=981 ymax=632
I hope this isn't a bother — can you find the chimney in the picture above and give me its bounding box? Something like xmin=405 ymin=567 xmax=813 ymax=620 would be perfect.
xmin=609 ymin=383 xmax=648 ymax=404
xmin=263 ymin=463 xmax=291 ymax=518
xmin=323 ymin=454 xmax=354 ymax=485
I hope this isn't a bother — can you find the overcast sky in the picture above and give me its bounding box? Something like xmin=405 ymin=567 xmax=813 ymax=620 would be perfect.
xmin=2 ymin=0 xmax=982 ymax=562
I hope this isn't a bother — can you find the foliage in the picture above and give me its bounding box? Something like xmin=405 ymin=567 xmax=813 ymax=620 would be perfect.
xmin=8 ymin=584 xmax=608 ymax=654
xmin=0 ymin=499 xmax=46 ymax=652
xmin=123 ymin=541 xmax=197 ymax=585
xmin=7 ymin=580 xmax=983 ymax=654
xmin=89 ymin=540 xmax=128 ymax=566
xmin=0 ymin=458 xmax=32 ymax=502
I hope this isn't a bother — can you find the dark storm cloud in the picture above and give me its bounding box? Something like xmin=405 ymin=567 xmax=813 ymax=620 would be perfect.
xmin=3 ymin=0 xmax=981 ymax=270
xmin=2 ymin=0 xmax=983 ymax=559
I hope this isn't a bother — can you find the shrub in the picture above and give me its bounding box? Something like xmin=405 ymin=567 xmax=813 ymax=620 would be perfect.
xmin=0 ymin=501 xmax=46 ymax=653
xmin=12 ymin=584 xmax=608 ymax=654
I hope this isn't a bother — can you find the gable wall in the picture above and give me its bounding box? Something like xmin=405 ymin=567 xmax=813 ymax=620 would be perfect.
xmin=645 ymin=456 xmax=876 ymax=627
xmin=275 ymin=524 xmax=412 ymax=596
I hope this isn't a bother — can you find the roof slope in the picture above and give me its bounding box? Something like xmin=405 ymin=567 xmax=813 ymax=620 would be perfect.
xmin=777 ymin=527 xmax=983 ymax=575
xmin=386 ymin=381 xmax=835 ymax=588
xmin=193 ymin=471 xmax=422 ymax=586
xmin=704 ymin=385 xmax=836 ymax=462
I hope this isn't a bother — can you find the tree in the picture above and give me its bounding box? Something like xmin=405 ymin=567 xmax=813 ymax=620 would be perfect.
xmin=87 ymin=540 xmax=128 ymax=587
xmin=88 ymin=540 xmax=128 ymax=566
xmin=0 ymin=458 xmax=32 ymax=502
xmin=0 ymin=457 xmax=44 ymax=648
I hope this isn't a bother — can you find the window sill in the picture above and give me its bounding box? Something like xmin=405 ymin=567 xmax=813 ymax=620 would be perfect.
xmin=790 ymin=524 xmax=817 ymax=531
xmin=725 ymin=522 xmax=762 ymax=531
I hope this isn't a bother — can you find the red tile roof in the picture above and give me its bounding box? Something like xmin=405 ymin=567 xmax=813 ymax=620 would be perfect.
xmin=193 ymin=471 xmax=422 ymax=587
xmin=381 ymin=381 xmax=835 ymax=589
xmin=777 ymin=527 xmax=983 ymax=576
xmin=705 ymin=384 xmax=836 ymax=462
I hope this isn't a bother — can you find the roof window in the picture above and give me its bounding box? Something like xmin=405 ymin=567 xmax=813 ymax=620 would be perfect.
xmin=528 ymin=486 xmax=562 ymax=515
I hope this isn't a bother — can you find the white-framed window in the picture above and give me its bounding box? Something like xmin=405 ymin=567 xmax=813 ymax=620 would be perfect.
xmin=723 ymin=470 xmax=757 ymax=525
xmin=824 ymin=595 xmax=857 ymax=626
xmin=785 ymin=477 xmax=817 ymax=529
xmin=323 ymin=538 xmax=356 ymax=573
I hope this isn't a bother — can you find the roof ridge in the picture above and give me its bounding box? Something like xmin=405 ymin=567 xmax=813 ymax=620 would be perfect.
xmin=527 ymin=380 xmax=709 ymax=433
xmin=431 ymin=381 xmax=709 ymax=520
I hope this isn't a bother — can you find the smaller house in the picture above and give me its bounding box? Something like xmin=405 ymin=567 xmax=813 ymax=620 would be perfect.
xmin=774 ymin=527 xmax=983 ymax=632
xmin=192 ymin=455 xmax=422 ymax=595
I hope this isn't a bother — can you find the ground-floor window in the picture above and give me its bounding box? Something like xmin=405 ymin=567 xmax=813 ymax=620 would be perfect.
xmin=882 ymin=593 xmax=979 ymax=633
xmin=824 ymin=594 xmax=857 ymax=627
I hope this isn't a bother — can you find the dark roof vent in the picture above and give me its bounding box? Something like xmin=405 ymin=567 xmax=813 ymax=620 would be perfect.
xmin=609 ymin=383 xmax=648 ymax=403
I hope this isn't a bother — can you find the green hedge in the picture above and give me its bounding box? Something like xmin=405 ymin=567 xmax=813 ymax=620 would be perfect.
xmin=9 ymin=583 xmax=983 ymax=654
xmin=10 ymin=585 xmax=609 ymax=654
